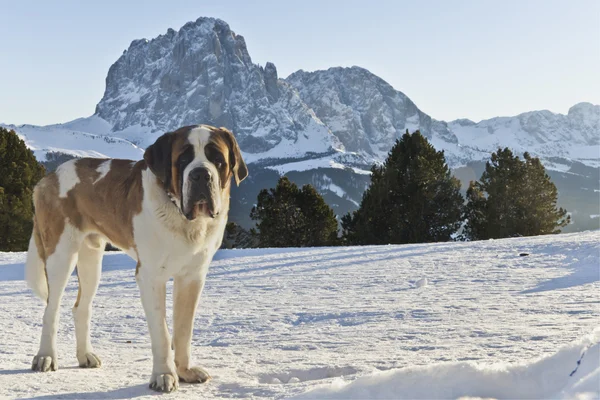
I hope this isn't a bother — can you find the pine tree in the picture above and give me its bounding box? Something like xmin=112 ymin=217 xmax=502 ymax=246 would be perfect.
xmin=463 ymin=148 xmax=569 ymax=240
xmin=342 ymin=130 xmax=463 ymax=245
xmin=222 ymin=222 xmax=259 ymax=249
xmin=250 ymin=177 xmax=338 ymax=247
xmin=0 ymin=128 xmax=45 ymax=251
xmin=297 ymin=184 xmax=339 ymax=247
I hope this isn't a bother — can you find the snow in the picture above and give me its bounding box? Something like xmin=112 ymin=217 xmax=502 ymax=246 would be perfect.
xmin=414 ymin=277 xmax=428 ymax=288
xmin=1 ymin=121 xmax=144 ymax=161
xmin=447 ymin=110 xmax=600 ymax=170
xmin=0 ymin=231 xmax=598 ymax=399
xmin=295 ymin=332 xmax=600 ymax=399
xmin=404 ymin=113 xmax=421 ymax=134
xmin=240 ymin=120 xmax=335 ymax=165
xmin=59 ymin=115 xmax=113 ymax=135
xmin=266 ymin=154 xmax=370 ymax=175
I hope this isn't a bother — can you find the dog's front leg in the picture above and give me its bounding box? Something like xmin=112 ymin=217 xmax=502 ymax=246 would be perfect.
xmin=137 ymin=272 xmax=178 ymax=393
xmin=173 ymin=274 xmax=211 ymax=384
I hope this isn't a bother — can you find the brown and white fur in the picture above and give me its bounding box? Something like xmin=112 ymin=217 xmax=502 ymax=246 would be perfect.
xmin=24 ymin=125 xmax=248 ymax=392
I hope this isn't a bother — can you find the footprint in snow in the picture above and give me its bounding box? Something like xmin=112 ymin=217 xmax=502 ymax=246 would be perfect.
xmin=415 ymin=278 xmax=428 ymax=288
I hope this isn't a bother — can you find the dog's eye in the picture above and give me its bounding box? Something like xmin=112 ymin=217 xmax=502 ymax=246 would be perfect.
xmin=214 ymin=154 xmax=225 ymax=168
xmin=178 ymin=147 xmax=194 ymax=166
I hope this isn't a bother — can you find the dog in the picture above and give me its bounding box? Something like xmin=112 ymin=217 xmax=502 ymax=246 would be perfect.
xmin=24 ymin=124 xmax=248 ymax=392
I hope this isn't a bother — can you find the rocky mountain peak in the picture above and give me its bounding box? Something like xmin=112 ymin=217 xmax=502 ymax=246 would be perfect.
xmin=286 ymin=66 xmax=458 ymax=163
xmin=94 ymin=17 xmax=337 ymax=160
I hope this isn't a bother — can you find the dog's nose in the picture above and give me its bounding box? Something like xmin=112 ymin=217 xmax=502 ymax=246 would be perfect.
xmin=189 ymin=168 xmax=210 ymax=182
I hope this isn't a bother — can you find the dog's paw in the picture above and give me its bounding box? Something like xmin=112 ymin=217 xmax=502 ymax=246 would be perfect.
xmin=178 ymin=365 xmax=211 ymax=383
xmin=31 ymin=355 xmax=57 ymax=372
xmin=78 ymin=352 xmax=102 ymax=368
xmin=150 ymin=372 xmax=179 ymax=393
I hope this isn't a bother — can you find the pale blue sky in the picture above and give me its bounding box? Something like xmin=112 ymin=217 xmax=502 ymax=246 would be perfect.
xmin=1 ymin=0 xmax=598 ymax=126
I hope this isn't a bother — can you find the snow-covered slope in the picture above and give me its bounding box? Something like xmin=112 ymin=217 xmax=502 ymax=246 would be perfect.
xmin=1 ymin=117 xmax=143 ymax=161
xmin=449 ymin=102 xmax=600 ymax=169
xmin=0 ymin=231 xmax=598 ymax=398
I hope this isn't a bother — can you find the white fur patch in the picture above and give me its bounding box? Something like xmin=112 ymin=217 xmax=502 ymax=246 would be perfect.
xmin=93 ymin=160 xmax=112 ymax=184
xmin=187 ymin=126 xmax=212 ymax=150
xmin=25 ymin=234 xmax=47 ymax=301
xmin=182 ymin=126 xmax=221 ymax=215
xmin=56 ymin=159 xmax=80 ymax=198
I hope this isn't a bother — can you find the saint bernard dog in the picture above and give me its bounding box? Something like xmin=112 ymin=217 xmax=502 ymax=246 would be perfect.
xmin=24 ymin=124 xmax=248 ymax=392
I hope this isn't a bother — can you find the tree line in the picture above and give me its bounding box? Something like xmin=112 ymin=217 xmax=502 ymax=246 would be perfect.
xmin=249 ymin=130 xmax=569 ymax=247
xmin=0 ymin=127 xmax=568 ymax=251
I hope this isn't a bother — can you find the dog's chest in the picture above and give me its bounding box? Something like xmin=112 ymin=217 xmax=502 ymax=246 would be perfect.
xmin=132 ymin=211 xmax=225 ymax=276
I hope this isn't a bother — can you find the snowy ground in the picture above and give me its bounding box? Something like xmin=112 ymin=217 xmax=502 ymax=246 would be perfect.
xmin=0 ymin=231 xmax=598 ymax=399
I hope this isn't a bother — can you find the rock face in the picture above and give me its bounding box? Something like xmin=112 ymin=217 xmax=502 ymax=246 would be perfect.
xmin=286 ymin=67 xmax=457 ymax=164
xmin=95 ymin=17 xmax=339 ymax=161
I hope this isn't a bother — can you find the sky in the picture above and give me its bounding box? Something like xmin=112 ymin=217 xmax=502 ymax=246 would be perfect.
xmin=0 ymin=0 xmax=598 ymax=126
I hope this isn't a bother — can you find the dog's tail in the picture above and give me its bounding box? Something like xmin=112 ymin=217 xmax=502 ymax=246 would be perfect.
xmin=25 ymin=220 xmax=48 ymax=302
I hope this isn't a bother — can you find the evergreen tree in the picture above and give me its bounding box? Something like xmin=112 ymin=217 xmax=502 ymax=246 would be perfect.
xmin=250 ymin=177 xmax=338 ymax=247
xmin=342 ymin=130 xmax=463 ymax=245
xmin=222 ymin=222 xmax=258 ymax=249
xmin=463 ymin=148 xmax=569 ymax=240
xmin=0 ymin=128 xmax=45 ymax=251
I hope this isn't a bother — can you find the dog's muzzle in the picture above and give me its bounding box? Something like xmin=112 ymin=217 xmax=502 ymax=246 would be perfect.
xmin=183 ymin=167 xmax=219 ymax=220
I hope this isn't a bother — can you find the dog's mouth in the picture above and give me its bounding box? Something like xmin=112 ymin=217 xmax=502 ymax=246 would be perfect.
xmin=184 ymin=199 xmax=219 ymax=221
xmin=168 ymin=192 xmax=216 ymax=221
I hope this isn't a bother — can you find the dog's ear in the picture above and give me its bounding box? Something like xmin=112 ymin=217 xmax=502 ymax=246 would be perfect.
xmin=219 ymin=127 xmax=248 ymax=186
xmin=144 ymin=132 xmax=174 ymax=189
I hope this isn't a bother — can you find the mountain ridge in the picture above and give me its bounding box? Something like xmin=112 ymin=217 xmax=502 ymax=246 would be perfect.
xmin=4 ymin=17 xmax=597 ymax=171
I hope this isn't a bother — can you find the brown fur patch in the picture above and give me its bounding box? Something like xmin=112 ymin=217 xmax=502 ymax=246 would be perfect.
xmin=69 ymin=159 xmax=145 ymax=250
xmin=207 ymin=127 xmax=248 ymax=186
xmin=32 ymin=159 xmax=146 ymax=261
xmin=206 ymin=129 xmax=234 ymax=190
xmin=33 ymin=173 xmax=66 ymax=260
xmin=168 ymin=128 xmax=194 ymax=199
xmin=32 ymin=220 xmax=46 ymax=263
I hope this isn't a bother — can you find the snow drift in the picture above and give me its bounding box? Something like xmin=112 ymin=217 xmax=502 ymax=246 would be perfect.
xmin=294 ymin=331 xmax=600 ymax=399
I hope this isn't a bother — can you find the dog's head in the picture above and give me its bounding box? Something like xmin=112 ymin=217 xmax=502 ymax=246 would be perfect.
xmin=144 ymin=125 xmax=248 ymax=221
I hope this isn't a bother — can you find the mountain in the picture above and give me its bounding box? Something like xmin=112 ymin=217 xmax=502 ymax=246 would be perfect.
xmin=287 ymin=67 xmax=599 ymax=171
xmin=2 ymin=17 xmax=598 ymax=232
xmin=94 ymin=17 xmax=341 ymax=163
xmin=286 ymin=67 xmax=460 ymax=165
xmin=448 ymin=102 xmax=600 ymax=170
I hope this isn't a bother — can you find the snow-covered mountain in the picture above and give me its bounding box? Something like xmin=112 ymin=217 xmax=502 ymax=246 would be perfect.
xmin=6 ymin=17 xmax=598 ymax=171
xmin=287 ymin=67 xmax=600 ymax=170
xmin=94 ymin=17 xmax=341 ymax=163
xmin=287 ymin=67 xmax=460 ymax=165
xmin=448 ymin=102 xmax=600 ymax=170
xmin=2 ymin=16 xmax=598 ymax=231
